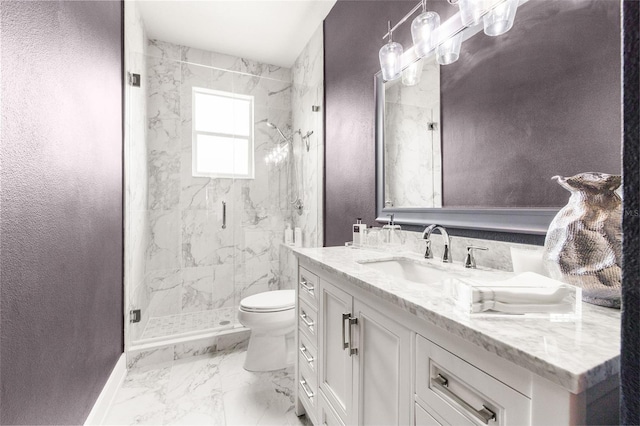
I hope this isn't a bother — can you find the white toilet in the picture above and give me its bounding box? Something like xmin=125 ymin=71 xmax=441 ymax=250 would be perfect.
xmin=238 ymin=289 xmax=296 ymax=372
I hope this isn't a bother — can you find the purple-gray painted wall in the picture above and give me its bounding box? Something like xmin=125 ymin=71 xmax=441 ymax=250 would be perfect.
xmin=442 ymin=0 xmax=621 ymax=207
xmin=324 ymin=0 xmax=415 ymax=247
xmin=1 ymin=1 xmax=124 ymax=424
xmin=621 ymin=1 xmax=639 ymax=422
xmin=324 ymin=0 xmax=621 ymax=245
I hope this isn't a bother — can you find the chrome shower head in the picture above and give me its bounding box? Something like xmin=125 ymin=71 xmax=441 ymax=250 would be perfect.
xmin=264 ymin=121 xmax=289 ymax=143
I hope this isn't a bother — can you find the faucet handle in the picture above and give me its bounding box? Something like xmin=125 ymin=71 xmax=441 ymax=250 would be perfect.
xmin=387 ymin=213 xmax=395 ymax=226
xmin=464 ymin=246 xmax=488 ymax=269
xmin=424 ymin=240 xmax=433 ymax=259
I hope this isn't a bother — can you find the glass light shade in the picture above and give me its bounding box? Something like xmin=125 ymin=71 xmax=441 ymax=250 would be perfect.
xmin=379 ymin=41 xmax=404 ymax=81
xmin=458 ymin=0 xmax=485 ymax=27
xmin=402 ymin=59 xmax=424 ymax=86
xmin=411 ymin=11 xmax=440 ymax=58
xmin=436 ymin=33 xmax=463 ymax=65
xmin=483 ymin=0 xmax=518 ymax=36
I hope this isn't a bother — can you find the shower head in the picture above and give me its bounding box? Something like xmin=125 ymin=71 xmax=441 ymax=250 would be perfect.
xmin=264 ymin=121 xmax=289 ymax=143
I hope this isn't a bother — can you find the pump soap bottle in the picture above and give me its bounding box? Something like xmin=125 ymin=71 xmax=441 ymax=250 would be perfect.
xmin=284 ymin=224 xmax=293 ymax=245
xmin=353 ymin=218 xmax=367 ymax=247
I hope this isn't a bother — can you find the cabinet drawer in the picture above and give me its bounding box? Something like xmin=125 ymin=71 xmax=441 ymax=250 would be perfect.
xmin=299 ymin=331 xmax=318 ymax=375
xmin=415 ymin=402 xmax=442 ymax=426
xmin=416 ymin=335 xmax=531 ymax=425
xmin=299 ymin=354 xmax=318 ymax=423
xmin=299 ymin=298 xmax=318 ymax=342
xmin=319 ymin=390 xmax=346 ymax=426
xmin=299 ymin=267 xmax=319 ymax=308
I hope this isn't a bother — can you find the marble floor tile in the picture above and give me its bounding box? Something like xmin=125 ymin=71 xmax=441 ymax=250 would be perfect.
xmin=103 ymin=349 xmax=309 ymax=426
xmin=103 ymin=366 xmax=171 ymax=425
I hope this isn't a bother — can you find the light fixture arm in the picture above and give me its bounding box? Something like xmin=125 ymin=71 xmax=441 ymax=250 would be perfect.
xmin=382 ymin=0 xmax=430 ymax=40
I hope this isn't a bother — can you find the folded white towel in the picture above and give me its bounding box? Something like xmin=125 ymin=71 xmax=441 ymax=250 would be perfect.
xmin=455 ymin=272 xmax=573 ymax=314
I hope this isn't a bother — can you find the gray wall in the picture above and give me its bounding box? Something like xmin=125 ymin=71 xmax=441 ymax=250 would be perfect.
xmin=1 ymin=2 xmax=124 ymax=424
xmin=324 ymin=0 xmax=415 ymax=247
xmin=621 ymin=0 xmax=639 ymax=422
xmin=442 ymin=0 xmax=621 ymax=207
xmin=324 ymin=0 xmax=620 ymax=245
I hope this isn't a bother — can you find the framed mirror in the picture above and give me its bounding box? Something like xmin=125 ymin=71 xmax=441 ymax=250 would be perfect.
xmin=376 ymin=0 xmax=621 ymax=234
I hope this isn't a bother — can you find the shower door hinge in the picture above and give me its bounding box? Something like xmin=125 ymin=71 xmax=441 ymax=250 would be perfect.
xmin=130 ymin=309 xmax=141 ymax=323
xmin=128 ymin=72 xmax=141 ymax=87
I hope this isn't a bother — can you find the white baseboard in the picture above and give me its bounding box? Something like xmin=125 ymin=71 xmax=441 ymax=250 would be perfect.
xmin=84 ymin=353 xmax=127 ymax=425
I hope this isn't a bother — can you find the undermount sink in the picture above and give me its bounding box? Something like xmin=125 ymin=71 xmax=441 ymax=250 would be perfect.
xmin=358 ymin=257 xmax=465 ymax=284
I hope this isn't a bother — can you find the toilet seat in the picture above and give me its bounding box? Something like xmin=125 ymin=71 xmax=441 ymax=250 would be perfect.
xmin=239 ymin=290 xmax=295 ymax=313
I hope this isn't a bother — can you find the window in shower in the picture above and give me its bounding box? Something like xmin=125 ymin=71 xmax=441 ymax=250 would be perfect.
xmin=192 ymin=87 xmax=255 ymax=179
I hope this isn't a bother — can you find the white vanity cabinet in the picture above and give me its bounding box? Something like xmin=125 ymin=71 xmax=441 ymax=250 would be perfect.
xmin=295 ymin=256 xmax=619 ymax=426
xmin=318 ymin=278 xmax=412 ymax=426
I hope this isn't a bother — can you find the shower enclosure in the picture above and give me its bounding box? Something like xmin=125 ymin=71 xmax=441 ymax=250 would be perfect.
xmin=124 ymin=3 xmax=323 ymax=357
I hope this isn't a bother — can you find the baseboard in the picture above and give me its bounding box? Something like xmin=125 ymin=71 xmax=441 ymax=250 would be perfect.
xmin=84 ymin=353 xmax=127 ymax=425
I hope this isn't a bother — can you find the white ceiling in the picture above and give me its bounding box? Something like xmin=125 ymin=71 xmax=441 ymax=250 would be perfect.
xmin=136 ymin=0 xmax=336 ymax=68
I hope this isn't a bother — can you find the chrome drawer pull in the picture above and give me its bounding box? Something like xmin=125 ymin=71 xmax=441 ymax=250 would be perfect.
xmin=342 ymin=313 xmax=350 ymax=350
xmin=348 ymin=316 xmax=358 ymax=356
xmin=300 ymin=277 xmax=315 ymax=294
xmin=299 ymin=344 xmax=314 ymax=365
xmin=300 ymin=379 xmax=314 ymax=400
xmin=432 ymin=374 xmax=496 ymax=424
xmin=300 ymin=311 xmax=314 ymax=331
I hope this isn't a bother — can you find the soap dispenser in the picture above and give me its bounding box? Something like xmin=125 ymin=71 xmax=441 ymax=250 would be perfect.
xmin=284 ymin=224 xmax=293 ymax=245
xmin=353 ymin=218 xmax=367 ymax=247
xmin=382 ymin=214 xmax=404 ymax=245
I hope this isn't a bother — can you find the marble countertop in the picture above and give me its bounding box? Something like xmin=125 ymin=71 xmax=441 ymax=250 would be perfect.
xmin=292 ymin=246 xmax=621 ymax=394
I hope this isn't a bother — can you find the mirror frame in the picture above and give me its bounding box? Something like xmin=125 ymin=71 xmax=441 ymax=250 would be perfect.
xmin=375 ymin=72 xmax=558 ymax=235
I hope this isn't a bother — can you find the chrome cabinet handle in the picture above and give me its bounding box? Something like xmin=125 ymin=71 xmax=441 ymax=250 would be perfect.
xmin=300 ymin=277 xmax=314 ymax=294
xmin=342 ymin=313 xmax=350 ymax=350
xmin=300 ymin=379 xmax=314 ymax=400
xmin=299 ymin=311 xmax=314 ymax=331
xmin=299 ymin=344 xmax=314 ymax=366
xmin=348 ymin=316 xmax=358 ymax=356
xmin=432 ymin=374 xmax=496 ymax=424
xmin=222 ymin=201 xmax=227 ymax=229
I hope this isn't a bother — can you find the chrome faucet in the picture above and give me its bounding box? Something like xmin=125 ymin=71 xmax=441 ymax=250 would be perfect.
xmin=422 ymin=225 xmax=452 ymax=263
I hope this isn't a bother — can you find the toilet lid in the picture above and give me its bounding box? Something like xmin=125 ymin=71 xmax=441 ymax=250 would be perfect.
xmin=240 ymin=290 xmax=295 ymax=312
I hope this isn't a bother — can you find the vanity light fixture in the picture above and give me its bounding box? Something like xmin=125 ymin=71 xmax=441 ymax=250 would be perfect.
xmin=401 ymin=58 xmax=424 ymax=86
xmin=436 ymin=32 xmax=463 ymax=65
xmin=378 ymin=0 xmax=523 ymax=78
xmin=379 ymin=21 xmax=404 ymax=81
xmin=452 ymin=0 xmax=485 ymax=27
xmin=411 ymin=0 xmax=440 ymax=58
xmin=483 ymin=0 xmax=518 ymax=36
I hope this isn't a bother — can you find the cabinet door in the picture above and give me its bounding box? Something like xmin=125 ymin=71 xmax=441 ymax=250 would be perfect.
xmin=352 ymin=299 xmax=412 ymax=426
xmin=319 ymin=279 xmax=354 ymax=423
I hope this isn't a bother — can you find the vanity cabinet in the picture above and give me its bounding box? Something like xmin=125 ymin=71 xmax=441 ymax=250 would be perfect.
xmin=318 ymin=279 xmax=412 ymax=426
xmin=295 ymin=257 xmax=619 ymax=426
xmin=414 ymin=334 xmax=530 ymax=425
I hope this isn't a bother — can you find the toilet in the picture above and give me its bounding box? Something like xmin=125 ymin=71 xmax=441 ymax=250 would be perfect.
xmin=238 ymin=289 xmax=296 ymax=372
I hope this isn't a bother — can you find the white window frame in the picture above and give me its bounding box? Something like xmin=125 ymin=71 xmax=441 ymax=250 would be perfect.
xmin=192 ymin=87 xmax=255 ymax=179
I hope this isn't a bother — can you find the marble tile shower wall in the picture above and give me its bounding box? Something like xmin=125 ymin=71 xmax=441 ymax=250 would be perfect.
xmin=143 ymin=39 xmax=293 ymax=329
xmin=280 ymin=25 xmax=324 ymax=291
xmin=125 ymin=2 xmax=150 ymax=342
xmin=291 ymin=25 xmax=324 ymax=250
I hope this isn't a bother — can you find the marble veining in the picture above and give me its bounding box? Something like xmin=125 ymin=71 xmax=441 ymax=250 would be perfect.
xmin=293 ymin=246 xmax=620 ymax=394
xmin=290 ymin=25 xmax=324 ymax=248
xmin=105 ymin=348 xmax=309 ymax=426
